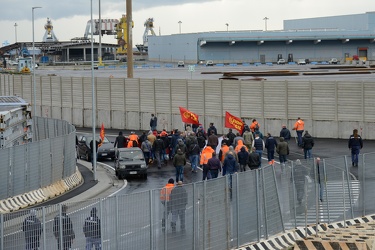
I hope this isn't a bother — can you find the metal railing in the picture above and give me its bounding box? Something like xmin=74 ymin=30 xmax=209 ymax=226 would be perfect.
xmin=2 ymin=152 xmax=374 ymax=250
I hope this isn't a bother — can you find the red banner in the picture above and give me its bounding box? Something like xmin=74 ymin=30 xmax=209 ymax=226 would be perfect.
xmin=179 ymin=107 xmax=200 ymax=125
xmin=100 ymin=123 xmax=105 ymax=142
xmin=225 ymin=111 xmax=244 ymax=132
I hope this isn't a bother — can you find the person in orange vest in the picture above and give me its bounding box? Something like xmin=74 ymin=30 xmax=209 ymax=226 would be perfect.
xmin=292 ymin=117 xmax=305 ymax=147
xmin=200 ymin=145 xmax=215 ymax=180
xmin=127 ymin=131 xmax=139 ymax=148
xmin=219 ymin=142 xmax=230 ymax=163
xmin=235 ymin=140 xmax=248 ymax=153
xmin=160 ymin=178 xmax=175 ymax=231
xmin=250 ymin=119 xmax=260 ymax=133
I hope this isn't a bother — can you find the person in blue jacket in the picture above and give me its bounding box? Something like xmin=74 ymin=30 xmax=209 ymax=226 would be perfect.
xmin=348 ymin=129 xmax=363 ymax=167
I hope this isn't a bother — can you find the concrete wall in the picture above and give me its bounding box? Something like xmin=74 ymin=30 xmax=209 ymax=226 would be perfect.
xmin=1 ymin=74 xmax=375 ymax=139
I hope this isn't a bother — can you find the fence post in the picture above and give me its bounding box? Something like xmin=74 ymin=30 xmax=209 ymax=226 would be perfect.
xmin=193 ymin=183 xmax=196 ymax=250
xmin=43 ymin=206 xmax=46 ymax=250
xmin=261 ymin=167 xmax=268 ymax=239
xmin=0 ymin=213 xmax=3 ymax=250
xmin=362 ymin=153 xmax=366 ymax=216
xmin=342 ymin=171 xmax=347 ymax=228
xmin=236 ymin=173 xmax=240 ymax=248
xmin=115 ymin=195 xmax=119 ymax=249
xmin=344 ymin=155 xmax=354 ymax=219
xmin=322 ymin=159 xmax=330 ymax=223
xmin=99 ymin=199 xmax=104 ymax=249
xmin=256 ymin=169 xmax=261 ymax=241
xmin=314 ymin=158 xmax=319 ymax=236
xmin=149 ymin=190 xmax=154 ymax=250
xmin=290 ymin=161 xmax=297 ymax=228
xmin=272 ymin=164 xmax=285 ymax=233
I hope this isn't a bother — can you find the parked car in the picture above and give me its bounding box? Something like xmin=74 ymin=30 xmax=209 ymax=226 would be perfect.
xmin=297 ymin=59 xmax=306 ymax=65
xmin=277 ymin=59 xmax=286 ymax=65
xmin=115 ymin=147 xmax=148 ymax=179
xmin=329 ymin=58 xmax=338 ymax=64
xmin=177 ymin=61 xmax=185 ymax=67
xmin=206 ymin=60 xmax=214 ymax=66
xmin=77 ymin=135 xmax=115 ymax=162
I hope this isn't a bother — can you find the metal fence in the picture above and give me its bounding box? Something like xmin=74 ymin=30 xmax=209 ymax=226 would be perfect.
xmin=2 ymin=153 xmax=375 ymax=250
xmin=1 ymin=74 xmax=375 ymax=139
xmin=0 ymin=117 xmax=76 ymax=200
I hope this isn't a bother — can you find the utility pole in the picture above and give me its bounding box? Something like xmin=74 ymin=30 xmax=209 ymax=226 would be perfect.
xmin=225 ymin=23 xmax=229 ymax=32
xmin=178 ymin=21 xmax=182 ymax=34
xmin=126 ymin=0 xmax=133 ymax=78
xmin=14 ymin=23 xmax=18 ymax=43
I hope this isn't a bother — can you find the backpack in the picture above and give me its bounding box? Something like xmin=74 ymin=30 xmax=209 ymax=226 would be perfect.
xmin=255 ymin=122 xmax=259 ymax=130
xmin=243 ymin=132 xmax=252 ymax=144
xmin=197 ymin=136 xmax=206 ymax=149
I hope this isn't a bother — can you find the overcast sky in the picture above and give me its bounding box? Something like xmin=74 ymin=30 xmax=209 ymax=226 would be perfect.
xmin=1 ymin=0 xmax=374 ymax=47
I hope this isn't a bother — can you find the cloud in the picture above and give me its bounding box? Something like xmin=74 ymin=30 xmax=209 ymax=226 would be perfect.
xmin=1 ymin=0 xmax=217 ymax=21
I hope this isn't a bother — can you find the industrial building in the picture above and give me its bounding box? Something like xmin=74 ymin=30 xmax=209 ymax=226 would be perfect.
xmin=148 ymin=12 xmax=375 ymax=64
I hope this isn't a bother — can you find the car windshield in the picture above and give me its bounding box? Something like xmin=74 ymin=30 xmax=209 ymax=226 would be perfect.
xmin=118 ymin=150 xmax=144 ymax=161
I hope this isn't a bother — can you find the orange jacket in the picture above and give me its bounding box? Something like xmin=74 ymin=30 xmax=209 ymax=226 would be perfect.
xmin=129 ymin=134 xmax=139 ymax=143
xmin=200 ymin=146 xmax=214 ymax=165
xmin=220 ymin=145 xmax=229 ymax=162
xmin=235 ymin=140 xmax=248 ymax=153
xmin=293 ymin=119 xmax=305 ymax=131
xmin=160 ymin=183 xmax=174 ymax=202
xmin=250 ymin=121 xmax=260 ymax=132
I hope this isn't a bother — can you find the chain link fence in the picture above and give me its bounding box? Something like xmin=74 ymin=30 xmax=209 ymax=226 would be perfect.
xmin=3 ymin=152 xmax=374 ymax=249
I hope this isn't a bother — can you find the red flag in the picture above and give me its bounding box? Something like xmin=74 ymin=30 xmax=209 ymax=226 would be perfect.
xmin=100 ymin=123 xmax=105 ymax=143
xmin=225 ymin=111 xmax=244 ymax=132
xmin=179 ymin=107 xmax=200 ymax=125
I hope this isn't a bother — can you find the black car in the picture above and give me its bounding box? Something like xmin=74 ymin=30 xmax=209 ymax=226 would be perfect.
xmin=77 ymin=135 xmax=115 ymax=162
xmin=115 ymin=147 xmax=148 ymax=179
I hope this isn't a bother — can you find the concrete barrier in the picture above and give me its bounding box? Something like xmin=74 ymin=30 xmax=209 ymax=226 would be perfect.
xmin=0 ymin=167 xmax=82 ymax=213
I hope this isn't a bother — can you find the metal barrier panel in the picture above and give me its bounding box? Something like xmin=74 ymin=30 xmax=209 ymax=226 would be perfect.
xmin=196 ymin=177 xmax=229 ymax=250
xmin=234 ymin=169 xmax=259 ymax=247
xmin=27 ymin=143 xmax=40 ymax=191
xmin=360 ymin=153 xmax=375 ymax=216
xmin=39 ymin=139 xmax=52 ymax=188
xmin=0 ymin=148 xmax=10 ymax=200
xmin=12 ymin=146 xmax=27 ymax=196
xmin=261 ymin=165 xmax=284 ymax=238
xmin=51 ymin=137 xmax=64 ymax=183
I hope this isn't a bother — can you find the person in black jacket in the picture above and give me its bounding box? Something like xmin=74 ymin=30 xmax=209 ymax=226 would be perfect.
xmin=248 ymin=147 xmax=260 ymax=170
xmin=302 ymin=131 xmax=314 ymax=159
xmin=348 ymin=129 xmax=363 ymax=167
xmin=207 ymin=152 xmax=222 ymax=178
xmin=279 ymin=124 xmax=291 ymax=143
xmin=114 ymin=131 xmax=126 ymax=148
xmin=170 ymin=181 xmax=188 ymax=232
xmin=153 ymin=136 xmax=165 ymax=169
xmin=53 ymin=205 xmax=75 ymax=250
xmin=22 ymin=209 xmax=42 ymax=250
xmin=83 ymin=207 xmax=101 ymax=250
xmin=265 ymin=133 xmax=278 ymax=166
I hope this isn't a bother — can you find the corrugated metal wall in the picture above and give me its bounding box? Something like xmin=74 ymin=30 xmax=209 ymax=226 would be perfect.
xmin=2 ymin=75 xmax=375 ymax=139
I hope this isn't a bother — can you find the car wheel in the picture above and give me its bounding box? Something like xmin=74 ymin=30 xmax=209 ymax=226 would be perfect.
xmin=86 ymin=152 xmax=91 ymax=162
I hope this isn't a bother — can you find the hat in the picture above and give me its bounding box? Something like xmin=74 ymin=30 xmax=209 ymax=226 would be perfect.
xmin=177 ymin=181 xmax=183 ymax=186
xmin=168 ymin=178 xmax=174 ymax=184
xmin=131 ymin=131 xmax=135 ymax=134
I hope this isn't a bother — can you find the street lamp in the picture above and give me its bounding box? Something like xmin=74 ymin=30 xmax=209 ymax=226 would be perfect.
xmin=263 ymin=17 xmax=269 ymax=31
xmin=14 ymin=23 xmax=18 ymax=43
xmin=225 ymin=23 xmax=229 ymax=32
xmin=32 ymin=6 xmax=42 ymax=120
xmin=178 ymin=21 xmax=182 ymax=34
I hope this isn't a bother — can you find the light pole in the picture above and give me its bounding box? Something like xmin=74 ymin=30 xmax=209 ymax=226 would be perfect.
xmin=90 ymin=0 xmax=97 ymax=181
xmin=14 ymin=23 xmax=18 ymax=43
xmin=178 ymin=21 xmax=182 ymax=34
xmin=225 ymin=23 xmax=229 ymax=32
xmin=32 ymin=6 xmax=42 ymax=119
xmin=263 ymin=17 xmax=269 ymax=31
